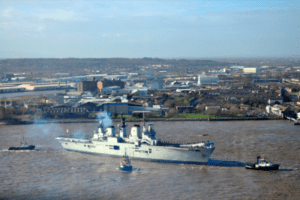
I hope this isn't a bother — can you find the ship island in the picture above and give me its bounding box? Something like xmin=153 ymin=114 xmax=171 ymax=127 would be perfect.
xmin=56 ymin=117 xmax=215 ymax=164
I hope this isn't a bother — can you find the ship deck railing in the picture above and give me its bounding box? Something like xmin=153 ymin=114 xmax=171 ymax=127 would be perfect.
xmin=159 ymin=141 xmax=210 ymax=149
xmin=56 ymin=136 xmax=91 ymax=143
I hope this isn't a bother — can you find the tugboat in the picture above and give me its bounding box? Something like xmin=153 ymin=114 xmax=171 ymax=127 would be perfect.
xmin=119 ymin=152 xmax=132 ymax=171
xmin=245 ymin=154 xmax=280 ymax=170
xmin=8 ymin=139 xmax=35 ymax=151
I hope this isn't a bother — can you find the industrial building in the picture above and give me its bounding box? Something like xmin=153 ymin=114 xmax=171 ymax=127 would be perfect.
xmin=243 ymin=67 xmax=261 ymax=74
xmin=198 ymin=75 xmax=218 ymax=85
xmin=11 ymin=77 xmax=27 ymax=81
xmin=43 ymin=105 xmax=91 ymax=118
xmin=0 ymin=86 xmax=25 ymax=93
xmin=97 ymin=79 xmax=125 ymax=92
xmin=100 ymin=102 xmax=165 ymax=115
xmin=102 ymin=86 xmax=121 ymax=93
xmin=19 ymin=83 xmax=74 ymax=91
xmin=77 ymin=81 xmax=98 ymax=92
xmin=101 ymin=102 xmax=129 ymax=115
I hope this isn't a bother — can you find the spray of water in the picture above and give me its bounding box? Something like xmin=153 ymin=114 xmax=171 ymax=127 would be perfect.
xmin=96 ymin=111 xmax=112 ymax=128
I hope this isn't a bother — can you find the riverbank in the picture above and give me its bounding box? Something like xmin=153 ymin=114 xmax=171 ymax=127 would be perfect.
xmin=0 ymin=116 xmax=285 ymax=125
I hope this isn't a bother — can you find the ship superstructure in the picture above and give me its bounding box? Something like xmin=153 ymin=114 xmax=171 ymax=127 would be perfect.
xmin=56 ymin=117 xmax=215 ymax=164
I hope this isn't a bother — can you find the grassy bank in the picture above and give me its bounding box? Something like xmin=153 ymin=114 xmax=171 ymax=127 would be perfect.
xmin=172 ymin=114 xmax=233 ymax=119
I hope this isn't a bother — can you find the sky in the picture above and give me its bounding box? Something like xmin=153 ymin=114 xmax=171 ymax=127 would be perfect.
xmin=0 ymin=0 xmax=299 ymax=59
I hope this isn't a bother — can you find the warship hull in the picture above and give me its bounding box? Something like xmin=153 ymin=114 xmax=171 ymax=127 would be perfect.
xmin=56 ymin=138 xmax=214 ymax=164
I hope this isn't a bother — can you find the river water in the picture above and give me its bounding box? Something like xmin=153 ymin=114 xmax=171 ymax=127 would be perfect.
xmin=1 ymin=121 xmax=300 ymax=199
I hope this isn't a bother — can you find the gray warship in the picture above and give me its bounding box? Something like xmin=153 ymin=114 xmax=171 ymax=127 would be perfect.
xmin=56 ymin=117 xmax=215 ymax=164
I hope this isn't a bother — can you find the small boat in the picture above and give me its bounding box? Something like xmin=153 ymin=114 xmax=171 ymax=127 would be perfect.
xmin=8 ymin=140 xmax=35 ymax=151
xmin=245 ymin=154 xmax=280 ymax=170
xmin=119 ymin=152 xmax=132 ymax=171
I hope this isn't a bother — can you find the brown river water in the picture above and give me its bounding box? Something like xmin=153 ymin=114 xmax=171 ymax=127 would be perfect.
xmin=1 ymin=120 xmax=300 ymax=200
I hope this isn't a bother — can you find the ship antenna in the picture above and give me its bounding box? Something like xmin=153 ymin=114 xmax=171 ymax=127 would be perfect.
xmin=143 ymin=112 xmax=145 ymax=127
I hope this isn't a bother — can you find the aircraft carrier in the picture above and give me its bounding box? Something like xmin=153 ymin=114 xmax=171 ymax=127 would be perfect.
xmin=56 ymin=117 xmax=215 ymax=164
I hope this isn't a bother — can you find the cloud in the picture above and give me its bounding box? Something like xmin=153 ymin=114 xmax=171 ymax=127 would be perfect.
xmin=0 ymin=7 xmax=44 ymax=33
xmin=101 ymin=33 xmax=125 ymax=38
xmin=38 ymin=10 xmax=84 ymax=21
xmin=37 ymin=26 xmax=45 ymax=32
xmin=2 ymin=7 xmax=13 ymax=18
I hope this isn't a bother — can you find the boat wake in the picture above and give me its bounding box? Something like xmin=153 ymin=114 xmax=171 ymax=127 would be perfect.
xmin=3 ymin=149 xmax=38 ymax=152
xmin=117 ymin=168 xmax=141 ymax=172
xmin=207 ymin=159 xmax=252 ymax=167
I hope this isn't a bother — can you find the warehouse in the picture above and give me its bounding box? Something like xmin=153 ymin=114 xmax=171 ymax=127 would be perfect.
xmin=19 ymin=83 xmax=74 ymax=91
xmin=0 ymin=86 xmax=25 ymax=93
xmin=198 ymin=75 xmax=218 ymax=85
xmin=101 ymin=102 xmax=129 ymax=115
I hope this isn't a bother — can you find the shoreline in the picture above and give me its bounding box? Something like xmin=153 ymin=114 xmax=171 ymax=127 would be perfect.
xmin=0 ymin=117 xmax=288 ymax=125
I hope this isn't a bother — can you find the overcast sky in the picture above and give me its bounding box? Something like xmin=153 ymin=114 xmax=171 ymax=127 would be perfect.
xmin=0 ymin=0 xmax=299 ymax=59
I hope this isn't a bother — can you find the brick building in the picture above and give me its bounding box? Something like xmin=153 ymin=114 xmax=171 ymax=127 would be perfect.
xmin=77 ymin=81 xmax=98 ymax=92
xmin=97 ymin=79 xmax=125 ymax=92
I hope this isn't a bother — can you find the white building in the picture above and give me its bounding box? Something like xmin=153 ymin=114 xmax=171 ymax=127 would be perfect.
xmin=11 ymin=77 xmax=27 ymax=81
xmin=19 ymin=83 xmax=74 ymax=91
xmin=134 ymin=82 xmax=147 ymax=88
xmin=198 ymin=75 xmax=218 ymax=85
xmin=128 ymin=73 xmax=139 ymax=77
xmin=243 ymin=67 xmax=261 ymax=74
xmin=205 ymin=106 xmax=221 ymax=111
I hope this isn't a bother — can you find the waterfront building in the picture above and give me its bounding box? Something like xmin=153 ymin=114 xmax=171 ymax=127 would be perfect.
xmin=101 ymin=102 xmax=129 ymax=115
